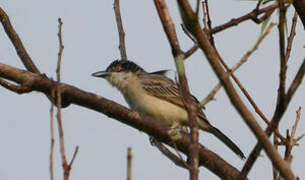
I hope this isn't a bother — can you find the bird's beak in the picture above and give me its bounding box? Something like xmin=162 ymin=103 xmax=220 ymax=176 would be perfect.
xmin=91 ymin=71 xmax=110 ymax=78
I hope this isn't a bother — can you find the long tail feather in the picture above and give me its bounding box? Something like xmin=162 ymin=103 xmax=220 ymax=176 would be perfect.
xmin=209 ymin=126 xmax=245 ymax=159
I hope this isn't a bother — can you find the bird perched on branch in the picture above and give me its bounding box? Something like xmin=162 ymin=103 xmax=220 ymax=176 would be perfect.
xmin=92 ymin=60 xmax=245 ymax=159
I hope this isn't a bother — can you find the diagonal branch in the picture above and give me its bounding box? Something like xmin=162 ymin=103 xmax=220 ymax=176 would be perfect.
xmin=0 ymin=7 xmax=40 ymax=73
xmin=114 ymin=0 xmax=128 ymax=60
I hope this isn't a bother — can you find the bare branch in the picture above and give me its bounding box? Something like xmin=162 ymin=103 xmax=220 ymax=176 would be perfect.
xmin=55 ymin=18 xmax=71 ymax=180
xmin=69 ymin=146 xmax=80 ymax=168
xmin=183 ymin=2 xmax=280 ymax=60
xmin=285 ymin=11 xmax=298 ymax=63
xmin=200 ymin=23 xmax=276 ymax=108
xmin=114 ymin=0 xmax=128 ymax=60
xmin=49 ymin=89 xmax=55 ymax=180
xmin=0 ymin=7 xmax=40 ymax=73
xmin=277 ymin=0 xmax=287 ymax=106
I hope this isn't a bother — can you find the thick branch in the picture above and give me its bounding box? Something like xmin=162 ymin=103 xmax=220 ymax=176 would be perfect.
xmin=0 ymin=62 xmax=245 ymax=180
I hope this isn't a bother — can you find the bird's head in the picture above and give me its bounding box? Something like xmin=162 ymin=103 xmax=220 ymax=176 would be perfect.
xmin=92 ymin=60 xmax=145 ymax=90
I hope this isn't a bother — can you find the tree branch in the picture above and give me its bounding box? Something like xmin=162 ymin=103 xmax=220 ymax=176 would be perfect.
xmin=0 ymin=62 xmax=246 ymax=180
xmin=113 ymin=0 xmax=128 ymax=60
xmin=0 ymin=7 xmax=40 ymax=73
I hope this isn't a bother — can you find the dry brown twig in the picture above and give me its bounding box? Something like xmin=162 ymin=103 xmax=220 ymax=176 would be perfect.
xmin=127 ymin=147 xmax=133 ymax=180
xmin=276 ymin=107 xmax=305 ymax=180
xmin=285 ymin=11 xmax=298 ymax=63
xmin=283 ymin=107 xmax=305 ymax=163
xmin=114 ymin=0 xmax=128 ymax=60
xmin=56 ymin=18 xmax=70 ymax=180
xmin=49 ymin=89 xmax=55 ymax=180
xmin=0 ymin=7 xmax=40 ymax=73
xmin=184 ymin=2 xmax=280 ymax=58
xmin=56 ymin=18 xmax=79 ymax=180
xmin=200 ymin=23 xmax=275 ymax=107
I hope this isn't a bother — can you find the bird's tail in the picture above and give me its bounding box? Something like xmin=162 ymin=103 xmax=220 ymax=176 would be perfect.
xmin=208 ymin=125 xmax=245 ymax=159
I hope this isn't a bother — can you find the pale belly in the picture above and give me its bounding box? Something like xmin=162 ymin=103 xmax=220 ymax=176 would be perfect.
xmin=124 ymin=92 xmax=188 ymax=127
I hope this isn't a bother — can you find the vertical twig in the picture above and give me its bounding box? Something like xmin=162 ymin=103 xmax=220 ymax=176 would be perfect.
xmin=114 ymin=0 xmax=128 ymax=60
xmin=277 ymin=0 xmax=287 ymax=103
xmin=272 ymin=135 xmax=279 ymax=180
xmin=56 ymin=18 xmax=79 ymax=180
xmin=49 ymin=89 xmax=55 ymax=180
xmin=127 ymin=147 xmax=133 ymax=180
xmin=56 ymin=18 xmax=70 ymax=180
xmin=285 ymin=11 xmax=298 ymax=63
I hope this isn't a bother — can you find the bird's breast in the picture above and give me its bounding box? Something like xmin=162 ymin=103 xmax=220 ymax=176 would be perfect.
xmin=123 ymin=90 xmax=188 ymax=127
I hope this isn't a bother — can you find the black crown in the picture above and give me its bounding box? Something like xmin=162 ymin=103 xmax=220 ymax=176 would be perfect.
xmin=106 ymin=60 xmax=144 ymax=73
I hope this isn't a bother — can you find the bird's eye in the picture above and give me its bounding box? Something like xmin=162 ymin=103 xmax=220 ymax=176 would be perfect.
xmin=115 ymin=65 xmax=122 ymax=72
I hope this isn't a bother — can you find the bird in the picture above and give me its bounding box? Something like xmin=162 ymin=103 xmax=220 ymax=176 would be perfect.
xmin=92 ymin=60 xmax=245 ymax=159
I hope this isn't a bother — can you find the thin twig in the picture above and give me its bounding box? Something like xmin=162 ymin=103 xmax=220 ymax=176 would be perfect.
xmin=283 ymin=107 xmax=303 ymax=164
xmin=211 ymin=3 xmax=278 ymax=34
xmin=49 ymin=89 xmax=55 ymax=180
xmin=69 ymin=146 xmax=79 ymax=168
xmin=285 ymin=11 xmax=298 ymax=63
xmin=56 ymin=18 xmax=70 ymax=180
xmin=184 ymin=2 xmax=280 ymax=58
xmin=200 ymin=23 xmax=275 ymax=107
xmin=127 ymin=147 xmax=133 ymax=180
xmin=113 ymin=0 xmax=128 ymax=60
xmin=203 ymin=0 xmax=215 ymax=46
xmin=277 ymin=0 xmax=287 ymax=106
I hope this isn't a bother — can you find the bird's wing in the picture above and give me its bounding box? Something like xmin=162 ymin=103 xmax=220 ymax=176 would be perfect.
xmin=139 ymin=73 xmax=208 ymax=121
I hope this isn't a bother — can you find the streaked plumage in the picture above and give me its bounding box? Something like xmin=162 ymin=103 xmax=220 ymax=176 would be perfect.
xmin=92 ymin=60 xmax=245 ymax=159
